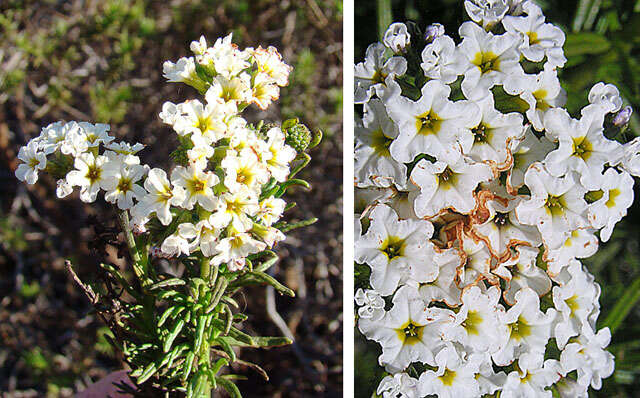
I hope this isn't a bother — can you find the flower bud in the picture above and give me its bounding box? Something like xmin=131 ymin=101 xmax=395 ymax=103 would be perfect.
xmin=383 ymin=23 xmax=411 ymax=53
xmin=613 ymin=106 xmax=633 ymax=127
xmin=283 ymin=119 xmax=312 ymax=152
xmin=424 ymin=23 xmax=445 ymax=43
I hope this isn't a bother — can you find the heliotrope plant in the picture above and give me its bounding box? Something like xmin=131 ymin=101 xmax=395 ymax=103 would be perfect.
xmin=354 ymin=1 xmax=640 ymax=397
xmin=15 ymin=34 xmax=320 ymax=397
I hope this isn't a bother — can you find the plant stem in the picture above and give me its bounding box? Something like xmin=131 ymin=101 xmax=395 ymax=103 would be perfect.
xmin=376 ymin=0 xmax=392 ymax=41
xmin=117 ymin=209 xmax=150 ymax=286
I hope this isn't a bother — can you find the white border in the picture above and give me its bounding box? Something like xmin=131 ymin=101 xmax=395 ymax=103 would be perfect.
xmin=343 ymin=0 xmax=355 ymax=396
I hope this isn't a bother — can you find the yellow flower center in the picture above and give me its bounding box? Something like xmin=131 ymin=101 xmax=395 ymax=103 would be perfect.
xmin=380 ymin=236 xmax=405 ymax=260
xmin=508 ymin=316 xmax=532 ymax=341
xmin=395 ymin=320 xmax=425 ymax=345
xmin=463 ymin=310 xmax=483 ymax=335
xmin=545 ymin=194 xmax=565 ymax=217
xmin=571 ymin=136 xmax=592 ymax=161
xmin=415 ymin=110 xmax=442 ymax=136
xmin=472 ymin=51 xmax=501 ymax=74
xmin=370 ymin=129 xmax=394 ymax=157
xmin=439 ymin=369 xmax=457 ymax=386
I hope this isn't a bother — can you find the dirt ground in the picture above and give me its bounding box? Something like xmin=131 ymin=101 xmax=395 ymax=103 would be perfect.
xmin=0 ymin=1 xmax=343 ymax=397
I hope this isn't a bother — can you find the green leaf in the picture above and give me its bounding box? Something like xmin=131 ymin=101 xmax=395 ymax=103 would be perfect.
xmin=164 ymin=319 xmax=185 ymax=353
xmin=216 ymin=377 xmax=242 ymax=398
xmin=194 ymin=314 xmax=207 ymax=352
xmin=600 ymin=275 xmax=640 ymax=334
xmin=564 ymin=32 xmax=611 ymax=58
xmin=252 ymin=336 xmax=293 ymax=347
xmin=214 ymin=336 xmax=237 ymax=363
xmin=149 ymin=278 xmax=186 ymax=291
xmin=159 ymin=305 xmax=184 ymax=328
xmin=181 ymin=351 xmax=196 ymax=383
xmin=248 ymin=271 xmax=295 ymax=297
xmin=137 ymin=361 xmax=158 ymax=384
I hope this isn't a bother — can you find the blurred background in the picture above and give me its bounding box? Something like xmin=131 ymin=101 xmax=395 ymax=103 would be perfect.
xmin=0 ymin=0 xmax=342 ymax=397
xmin=355 ymin=0 xmax=640 ymax=397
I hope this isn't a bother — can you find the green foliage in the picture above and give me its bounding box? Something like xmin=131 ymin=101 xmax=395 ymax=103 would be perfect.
xmin=22 ymin=348 xmax=49 ymax=373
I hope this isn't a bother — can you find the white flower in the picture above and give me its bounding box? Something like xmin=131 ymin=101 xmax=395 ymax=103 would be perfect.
xmin=256 ymin=196 xmax=285 ymax=227
xmin=78 ymin=122 xmax=114 ymax=148
xmin=502 ymin=2 xmax=566 ymax=67
xmin=560 ymin=324 xmax=614 ymax=390
xmin=472 ymin=195 xmax=541 ymax=261
xmin=207 ymin=74 xmax=252 ymax=104
xmin=163 ymin=56 xmax=206 ymax=91
xmin=383 ymin=22 xmax=411 ymax=53
xmin=211 ymin=231 xmax=266 ymax=269
xmin=588 ymin=82 xmax=623 ymax=113
xmin=465 ymin=0 xmax=509 ymax=30
xmin=359 ymin=285 xmax=449 ymax=371
xmin=172 ymin=99 xmax=227 ymax=144
xmin=411 ymin=157 xmax=494 ymax=218
xmin=160 ymin=233 xmax=192 ymax=258
xmin=250 ymin=72 xmax=280 ymax=110
xmin=209 ymin=187 xmax=259 ymax=232
xmin=377 ymin=373 xmax=418 ymax=398
xmin=454 ymin=21 xmax=522 ymax=101
xmin=186 ymin=137 xmax=215 ymax=169
xmin=552 ymin=260 xmax=599 ymax=349
xmin=15 ymin=141 xmax=47 ymax=184
xmin=37 ymin=121 xmax=67 ymax=155
xmin=251 ymin=45 xmax=292 ymax=87
xmin=618 ymin=136 xmax=640 ymax=177
xmin=507 ymin=127 xmax=554 ymax=193
xmin=493 ymin=288 xmax=556 ymax=367
xmin=418 ymin=247 xmax=464 ymax=307
xmin=354 ymin=43 xmax=407 ymax=104
xmin=355 ymin=288 xmax=385 ymax=321
xmin=170 ymin=164 xmax=220 ymax=211
xmin=56 ymin=178 xmax=73 ymax=198
xmin=420 ymin=35 xmax=459 ymax=84
xmin=505 ymin=65 xmax=566 ymax=132
xmin=386 ymin=80 xmax=479 ymax=163
xmin=59 ymin=122 xmax=89 ymax=157
xmin=355 ymin=99 xmax=407 ymax=187
xmin=544 ymin=229 xmax=598 ymax=277
xmin=586 ymin=168 xmax=634 ymax=241
xmin=177 ymin=220 xmax=220 ymax=257
xmin=417 ymin=344 xmax=481 ymax=398
xmin=221 ymin=148 xmax=269 ymax=193
xmin=190 ymin=35 xmax=208 ymax=55
xmin=515 ymin=164 xmax=588 ymax=250
xmin=464 ymin=96 xmax=524 ymax=170
xmin=265 ymin=127 xmax=296 ymax=182
xmin=500 ymin=246 xmax=551 ymax=306
xmin=457 ymin=227 xmax=496 ymax=287
xmin=133 ymin=168 xmax=186 ymax=225
xmin=105 ymin=141 xmax=145 ymax=155
xmin=501 ymin=358 xmax=561 ymax=398
xmin=442 ymin=285 xmax=508 ymax=353
xmin=555 ymin=377 xmax=589 ymax=398
xmin=543 ymin=106 xmax=622 ymax=189
xmin=102 ymin=161 xmax=148 ymax=210
xmin=65 ymin=152 xmax=109 ymax=203
xmin=201 ymin=34 xmax=251 ymax=79
xmin=355 ymin=204 xmax=437 ymax=295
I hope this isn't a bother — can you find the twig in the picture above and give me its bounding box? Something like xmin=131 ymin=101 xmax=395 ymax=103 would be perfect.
xmin=65 ymin=260 xmax=98 ymax=305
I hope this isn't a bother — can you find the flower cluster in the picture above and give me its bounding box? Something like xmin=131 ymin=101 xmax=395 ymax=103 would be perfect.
xmin=355 ymin=2 xmax=636 ymax=397
xmin=17 ymin=34 xmax=296 ymax=271
xmin=15 ymin=34 xmax=317 ymax=397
